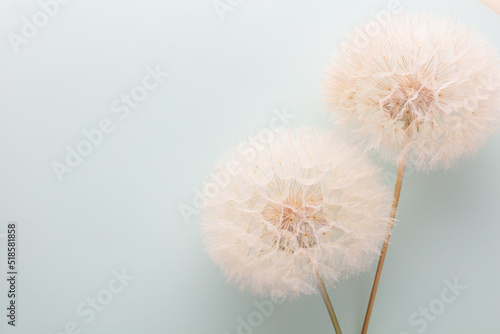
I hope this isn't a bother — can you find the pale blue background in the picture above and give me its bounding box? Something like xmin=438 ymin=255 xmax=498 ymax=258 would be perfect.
xmin=0 ymin=0 xmax=499 ymax=333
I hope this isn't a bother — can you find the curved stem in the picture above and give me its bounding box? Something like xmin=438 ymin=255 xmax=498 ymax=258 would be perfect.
xmin=315 ymin=269 xmax=342 ymax=334
xmin=361 ymin=153 xmax=408 ymax=334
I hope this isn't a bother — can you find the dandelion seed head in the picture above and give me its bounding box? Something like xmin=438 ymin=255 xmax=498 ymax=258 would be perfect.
xmin=201 ymin=128 xmax=392 ymax=300
xmin=325 ymin=13 xmax=500 ymax=170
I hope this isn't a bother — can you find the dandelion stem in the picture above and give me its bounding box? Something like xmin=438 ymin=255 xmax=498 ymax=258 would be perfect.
xmin=479 ymin=0 xmax=500 ymax=15
xmin=315 ymin=269 xmax=342 ymax=334
xmin=361 ymin=152 xmax=408 ymax=334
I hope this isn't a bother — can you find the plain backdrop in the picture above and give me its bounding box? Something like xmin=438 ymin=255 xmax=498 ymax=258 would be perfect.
xmin=1 ymin=0 xmax=499 ymax=333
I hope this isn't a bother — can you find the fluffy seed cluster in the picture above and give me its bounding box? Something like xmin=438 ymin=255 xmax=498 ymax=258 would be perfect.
xmin=201 ymin=128 xmax=392 ymax=300
xmin=324 ymin=13 xmax=500 ymax=170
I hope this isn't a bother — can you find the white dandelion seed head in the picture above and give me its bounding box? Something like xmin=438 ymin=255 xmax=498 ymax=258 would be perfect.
xmin=324 ymin=13 xmax=500 ymax=171
xmin=201 ymin=128 xmax=392 ymax=300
